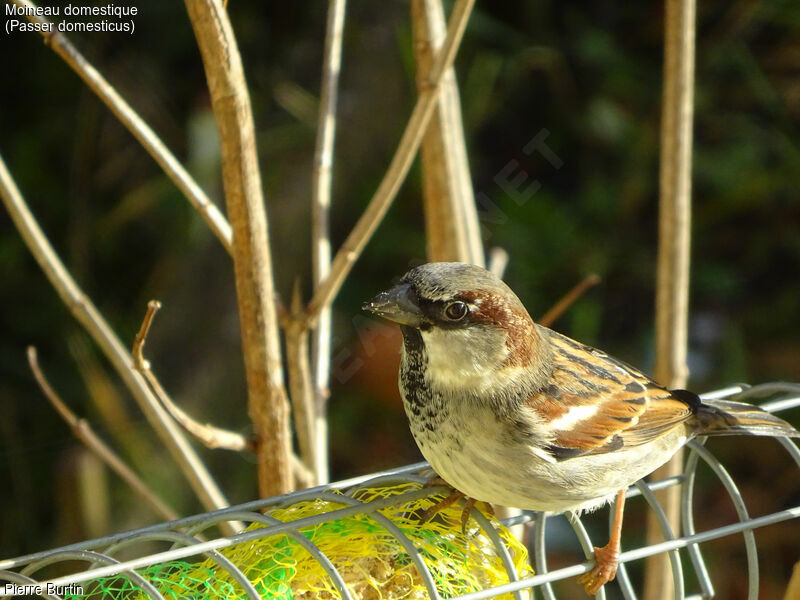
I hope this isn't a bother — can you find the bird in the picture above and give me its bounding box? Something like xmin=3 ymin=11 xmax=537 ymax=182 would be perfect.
xmin=363 ymin=261 xmax=799 ymax=595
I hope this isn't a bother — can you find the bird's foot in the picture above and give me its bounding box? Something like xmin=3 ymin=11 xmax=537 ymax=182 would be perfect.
xmin=577 ymin=542 xmax=620 ymax=595
xmin=459 ymin=497 xmax=478 ymax=533
xmin=419 ymin=488 xmax=465 ymax=524
xmin=419 ymin=477 xmax=493 ymax=531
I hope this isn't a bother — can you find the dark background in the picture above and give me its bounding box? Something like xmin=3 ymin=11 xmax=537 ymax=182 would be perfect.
xmin=1 ymin=1 xmax=798 ymax=597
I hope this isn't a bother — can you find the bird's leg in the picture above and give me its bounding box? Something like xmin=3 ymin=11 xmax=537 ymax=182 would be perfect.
xmin=419 ymin=477 xmax=493 ymax=530
xmin=577 ymin=489 xmax=626 ymax=595
xmin=460 ymin=497 xmax=478 ymax=532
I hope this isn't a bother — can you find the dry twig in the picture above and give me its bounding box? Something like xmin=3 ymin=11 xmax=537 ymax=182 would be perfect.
xmin=784 ymin=560 xmax=800 ymax=600
xmin=131 ymin=301 xmax=250 ymax=453
xmin=132 ymin=301 xmax=161 ymax=370
xmin=306 ymin=0 xmax=476 ymax=324
xmin=411 ymin=0 xmax=483 ymax=266
xmin=645 ymin=0 xmax=696 ymax=597
xmin=68 ymin=334 xmax=134 ymax=454
xmin=285 ymin=283 xmax=318 ymax=486
xmin=538 ymin=273 xmax=601 ymax=328
xmin=0 ymin=153 xmax=233 ymax=524
xmin=487 ymin=247 xmax=509 ymax=278
xmin=131 ymin=302 xmax=313 ymax=488
xmin=27 ymin=347 xmax=179 ymax=523
xmin=185 ymin=0 xmax=293 ymax=497
xmin=310 ymin=0 xmax=348 ymax=485
xmin=12 ymin=0 xmax=233 ymax=254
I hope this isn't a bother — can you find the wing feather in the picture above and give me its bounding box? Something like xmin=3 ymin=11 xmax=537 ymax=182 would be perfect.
xmin=528 ymin=330 xmax=696 ymax=460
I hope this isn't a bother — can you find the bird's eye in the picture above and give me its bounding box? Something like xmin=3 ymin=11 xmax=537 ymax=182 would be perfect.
xmin=444 ymin=301 xmax=469 ymax=321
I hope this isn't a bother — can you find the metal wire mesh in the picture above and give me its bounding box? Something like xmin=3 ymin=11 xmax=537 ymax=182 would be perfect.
xmin=1 ymin=382 xmax=798 ymax=599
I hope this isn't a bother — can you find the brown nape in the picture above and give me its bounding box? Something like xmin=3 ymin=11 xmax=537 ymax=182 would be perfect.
xmin=460 ymin=289 xmax=539 ymax=368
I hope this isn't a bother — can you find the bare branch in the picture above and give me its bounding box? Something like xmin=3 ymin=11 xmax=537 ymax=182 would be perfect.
xmin=285 ymin=282 xmax=318 ymax=486
xmin=487 ymin=247 xmax=509 ymax=278
xmin=154 ymin=392 xmax=252 ymax=452
xmin=310 ymin=0 xmax=347 ymax=485
xmin=653 ymin=10 xmax=694 ymax=389
xmin=27 ymin=347 xmax=179 ymax=523
xmin=11 ymin=0 xmax=233 ymax=254
xmin=411 ymin=0 xmax=483 ymax=266
xmin=129 ymin=301 xmax=312 ymax=488
xmin=0 ymin=153 xmax=234 ymax=526
xmin=645 ymin=1 xmax=696 ymax=597
xmin=538 ymin=273 xmax=601 ymax=328
xmin=68 ymin=334 xmax=134 ymax=451
xmin=131 ymin=301 xmax=250 ymax=453
xmin=185 ymin=0 xmax=293 ymax=497
xmin=132 ymin=300 xmax=162 ymax=369
xmin=306 ymin=0 xmax=476 ymax=324
xmin=785 ymin=560 xmax=800 ymax=600
xmin=147 ymin=390 xmax=312 ymax=487
xmin=290 ymin=454 xmax=314 ymax=490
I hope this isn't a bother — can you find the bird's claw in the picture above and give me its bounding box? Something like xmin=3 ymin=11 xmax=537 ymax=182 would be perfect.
xmin=577 ymin=543 xmax=620 ymax=595
xmin=460 ymin=497 xmax=477 ymax=533
xmin=419 ymin=488 xmax=464 ymax=524
xmin=418 ymin=484 xmax=491 ymax=533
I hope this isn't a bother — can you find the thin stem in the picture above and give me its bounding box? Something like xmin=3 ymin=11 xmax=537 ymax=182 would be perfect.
xmin=27 ymin=347 xmax=180 ymax=523
xmin=654 ymin=5 xmax=695 ymax=389
xmin=412 ymin=0 xmax=483 ymax=266
xmin=285 ymin=283 xmax=318 ymax=485
xmin=306 ymin=0 xmax=476 ymax=324
xmin=131 ymin=301 xmax=251 ymax=453
xmin=132 ymin=300 xmax=162 ymax=369
xmin=645 ymin=1 xmax=696 ymax=598
xmin=185 ymin=0 xmax=293 ymax=497
xmin=487 ymin=247 xmax=509 ymax=278
xmin=310 ymin=0 xmax=347 ymax=485
xmin=130 ymin=302 xmax=312 ymax=488
xmin=784 ymin=560 xmax=800 ymax=600
xmin=0 ymin=153 xmax=233 ymax=524
xmin=538 ymin=274 xmax=601 ymax=328
xmin=11 ymin=0 xmax=233 ymax=254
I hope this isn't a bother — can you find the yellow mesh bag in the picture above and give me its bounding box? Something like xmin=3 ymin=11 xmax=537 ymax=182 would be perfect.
xmin=70 ymin=482 xmax=532 ymax=599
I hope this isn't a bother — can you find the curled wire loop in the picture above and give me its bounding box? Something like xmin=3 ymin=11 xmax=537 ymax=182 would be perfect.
xmin=0 ymin=383 xmax=797 ymax=599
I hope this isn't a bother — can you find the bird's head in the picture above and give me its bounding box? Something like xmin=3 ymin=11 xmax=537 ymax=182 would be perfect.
xmin=364 ymin=262 xmax=552 ymax=394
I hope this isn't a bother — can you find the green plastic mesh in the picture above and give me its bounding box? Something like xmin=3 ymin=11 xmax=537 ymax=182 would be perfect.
xmin=65 ymin=482 xmax=532 ymax=599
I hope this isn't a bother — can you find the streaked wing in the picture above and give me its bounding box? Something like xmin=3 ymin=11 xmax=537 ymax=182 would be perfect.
xmin=527 ymin=329 xmax=698 ymax=460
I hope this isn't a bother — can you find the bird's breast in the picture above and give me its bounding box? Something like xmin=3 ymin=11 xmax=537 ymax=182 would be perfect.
xmin=399 ymin=355 xmax=690 ymax=512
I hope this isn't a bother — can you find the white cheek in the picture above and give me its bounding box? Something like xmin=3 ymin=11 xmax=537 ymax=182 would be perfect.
xmin=420 ymin=327 xmax=510 ymax=389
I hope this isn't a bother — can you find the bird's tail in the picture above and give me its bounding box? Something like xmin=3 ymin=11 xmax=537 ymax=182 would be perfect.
xmin=695 ymin=399 xmax=799 ymax=438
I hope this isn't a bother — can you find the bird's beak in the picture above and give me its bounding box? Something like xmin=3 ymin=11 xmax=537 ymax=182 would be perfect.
xmin=362 ymin=282 xmax=425 ymax=327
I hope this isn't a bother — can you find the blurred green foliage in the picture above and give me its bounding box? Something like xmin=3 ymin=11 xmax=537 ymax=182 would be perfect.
xmin=0 ymin=2 xmax=798 ymax=595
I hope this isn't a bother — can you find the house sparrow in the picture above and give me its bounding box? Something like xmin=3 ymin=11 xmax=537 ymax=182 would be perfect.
xmin=363 ymin=262 xmax=799 ymax=595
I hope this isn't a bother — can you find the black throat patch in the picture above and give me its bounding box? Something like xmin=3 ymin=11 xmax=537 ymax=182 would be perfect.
xmin=400 ymin=326 xmax=428 ymax=417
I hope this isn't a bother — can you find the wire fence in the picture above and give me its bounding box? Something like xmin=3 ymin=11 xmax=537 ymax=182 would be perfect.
xmin=1 ymin=382 xmax=799 ymax=600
